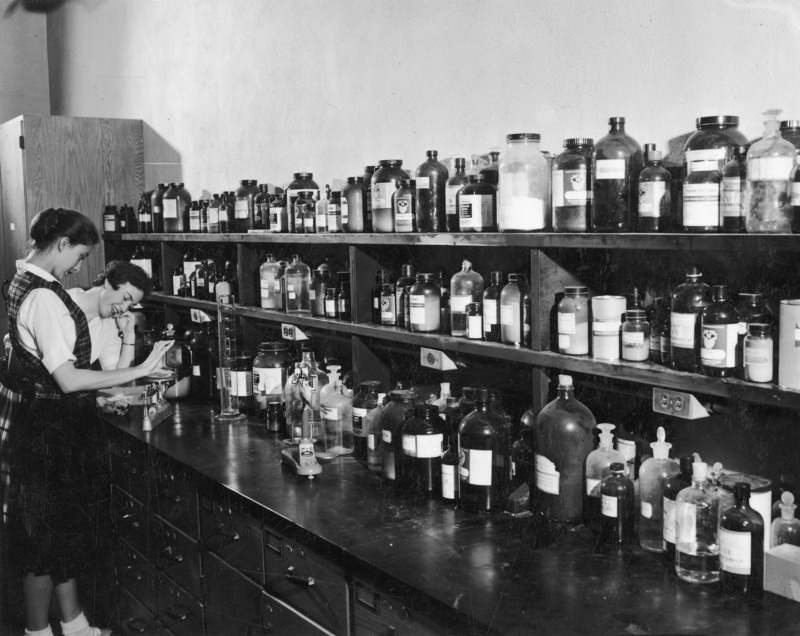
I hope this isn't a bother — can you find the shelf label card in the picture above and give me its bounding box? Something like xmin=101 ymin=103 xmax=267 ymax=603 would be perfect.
xmin=420 ymin=347 xmax=457 ymax=371
xmin=190 ymin=308 xmax=212 ymax=323
xmin=281 ymin=323 xmax=308 ymax=341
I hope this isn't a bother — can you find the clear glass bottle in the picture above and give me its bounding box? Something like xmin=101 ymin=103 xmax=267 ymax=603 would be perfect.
xmin=500 ymin=274 xmax=525 ymax=346
xmin=342 ymin=176 xmax=367 ymax=233
xmin=307 ymin=270 xmax=323 ymax=317
xmin=286 ymin=172 xmax=320 ymax=232
xmin=719 ymin=481 xmax=764 ymax=601
xmin=772 ymin=492 xmax=800 ymax=547
xmin=621 ymin=309 xmax=650 ymax=362
xmin=744 ymin=323 xmax=773 ymax=383
xmin=498 ymin=133 xmax=550 ymax=232
xmin=456 ymin=174 xmax=497 ymax=232
xmin=510 ymin=406 xmax=536 ymax=491
xmin=321 ymin=381 xmax=353 ymax=456
xmin=585 ymin=423 xmax=627 ymax=532
xmin=700 ymin=284 xmax=739 ymax=377
xmin=324 ymin=287 xmax=337 ymax=319
xmin=441 ymin=425 xmax=460 ymax=503
xmin=259 ymin=253 xmax=280 ymax=310
xmin=591 ymin=117 xmax=643 ymax=232
xmin=408 ymin=273 xmax=441 ymax=333
xmin=663 ymin=455 xmax=694 ymax=562
xmin=446 ymin=158 xmax=470 ymax=232
xmin=638 ymin=427 xmax=679 ymax=553
xmin=746 ymin=109 xmax=796 ymax=233
xmin=372 ymin=160 xmax=409 ymax=233
xmin=450 ymin=260 xmax=484 ymax=337
xmin=675 ymin=461 xmax=721 ymax=583
xmin=552 ymin=138 xmax=592 ymax=232
xmin=638 ymin=148 xmax=673 ymax=232
xmin=465 ymin=303 xmax=482 ymax=340
xmin=557 ymin=285 xmax=590 ymax=355
xmin=721 ymin=146 xmax=747 ymax=232
xmin=533 ymin=375 xmax=596 ymax=524
xmin=598 ymin=462 xmax=635 ymax=547
xmin=482 ymin=271 xmax=504 ymax=342
xmin=399 ymin=404 xmax=443 ymax=497
xmin=392 ymin=179 xmax=416 ymax=233
xmin=380 ymin=389 xmax=416 ymax=483
xmin=670 ymin=265 xmax=711 ymax=373
xmin=365 ymin=392 xmax=387 ymax=473
xmin=415 ymin=149 xmax=449 ymax=232
xmin=284 ymin=254 xmax=311 ymax=315
xmin=352 ymin=380 xmax=382 ymax=461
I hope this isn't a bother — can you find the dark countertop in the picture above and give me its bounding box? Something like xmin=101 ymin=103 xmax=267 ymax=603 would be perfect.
xmin=105 ymin=403 xmax=800 ymax=635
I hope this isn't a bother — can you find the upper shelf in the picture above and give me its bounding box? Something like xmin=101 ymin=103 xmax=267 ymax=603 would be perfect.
xmin=149 ymin=293 xmax=800 ymax=411
xmin=106 ymin=232 xmax=800 ymax=252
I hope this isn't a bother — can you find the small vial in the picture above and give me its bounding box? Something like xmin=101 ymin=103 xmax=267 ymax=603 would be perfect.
xmin=466 ymin=303 xmax=483 ymax=340
xmin=622 ymin=309 xmax=650 ymax=362
xmin=744 ymin=323 xmax=773 ymax=383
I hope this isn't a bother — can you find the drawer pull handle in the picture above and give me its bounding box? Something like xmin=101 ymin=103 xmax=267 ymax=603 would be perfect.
xmin=166 ymin=604 xmax=190 ymax=621
xmin=126 ymin=617 xmax=147 ymax=633
xmin=285 ymin=566 xmax=314 ymax=587
xmin=161 ymin=547 xmax=184 ymax=563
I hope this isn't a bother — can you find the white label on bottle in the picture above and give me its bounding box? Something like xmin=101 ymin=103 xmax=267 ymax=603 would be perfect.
xmin=416 ymin=434 xmax=443 ymax=458
xmin=460 ymin=448 xmax=492 ymax=486
xmin=586 ymin=477 xmax=601 ymax=496
xmin=446 ymin=183 xmax=464 ymax=217
xmin=309 ymin=290 xmax=316 ymax=300
xmin=671 ymin=312 xmax=698 ymax=349
xmin=208 ymin=208 xmax=219 ymax=225
xmin=553 ymin=168 xmax=589 ymax=207
xmin=498 ymin=195 xmax=546 ymax=231
xmin=558 ymin=312 xmax=576 ymax=335
xmin=749 ymin=156 xmax=795 ymax=181
xmin=638 ymin=181 xmax=667 ymax=217
xmin=130 ymin=258 xmax=152 ymax=279
xmin=685 ymin=148 xmax=726 ymax=175
xmin=690 ymin=160 xmax=721 ymax=173
xmin=601 ymin=494 xmax=618 ymax=518
xmin=442 ymin=464 xmax=456 ymax=499
xmin=340 ymin=197 xmax=349 ymax=224
xmin=595 ymin=159 xmax=626 ymax=180
xmin=402 ymin=434 xmax=416 ymax=456
xmin=234 ymin=199 xmax=249 ymax=219
xmin=409 ymin=294 xmax=426 ymax=325
xmin=641 ymin=501 xmax=653 ymax=519
xmin=722 ymin=177 xmax=743 ymax=218
xmin=467 ymin=314 xmax=483 ymax=338
xmin=683 ymin=183 xmax=720 ymax=227
xmin=459 ymin=195 xmax=494 ymax=230
xmin=139 ymin=213 xmax=151 ymax=223
xmin=172 ymin=275 xmax=182 ymax=295
xmin=367 ymin=433 xmax=378 ymax=450
xmin=534 ymin=453 xmax=560 ymax=495
xmin=592 ymin=318 xmax=621 ymax=334
xmin=394 ymin=196 xmax=414 ymax=230
xmin=415 ymin=176 xmax=430 ymax=189
xmin=232 ymin=371 xmax=253 ymax=396
xmin=352 ymin=408 xmax=368 ymax=435
xmin=255 ymin=367 xmax=284 ymax=396
xmin=663 ymin=497 xmax=677 ymax=543
xmin=325 ymin=298 xmax=336 ymax=314
xmin=622 ymin=331 xmax=645 ymax=347
xmin=719 ymin=528 xmax=752 ymax=575
xmin=382 ymin=429 xmax=391 ymax=444
xmin=192 ymin=364 xmax=201 ymax=377
xmin=675 ymin=500 xmax=697 ymax=544
xmin=372 ymin=182 xmax=396 ymax=209
xmin=189 ymin=215 xmax=201 ymax=231
xmin=104 ymin=217 xmax=116 ymax=232
xmin=500 ymin=304 xmax=515 ymax=326
xmin=183 ymin=260 xmax=201 ymax=280
xmin=483 ymin=299 xmax=497 ymax=327
xmin=792 ymin=182 xmax=800 ymax=206
xmin=450 ymin=294 xmax=472 ymax=313
xmin=700 ymin=323 xmax=737 ymax=368
xmin=163 ymin=198 xmax=178 ymax=219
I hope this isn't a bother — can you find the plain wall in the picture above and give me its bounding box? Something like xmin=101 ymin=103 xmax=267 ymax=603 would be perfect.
xmin=0 ymin=5 xmax=49 ymax=123
xmin=38 ymin=0 xmax=800 ymax=196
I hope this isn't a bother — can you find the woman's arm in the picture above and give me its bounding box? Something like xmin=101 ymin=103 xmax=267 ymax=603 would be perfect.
xmin=114 ymin=311 xmax=136 ymax=369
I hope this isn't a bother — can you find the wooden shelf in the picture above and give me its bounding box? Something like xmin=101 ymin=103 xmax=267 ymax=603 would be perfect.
xmin=148 ymin=292 xmax=800 ymax=411
xmin=106 ymin=231 xmax=800 ymax=252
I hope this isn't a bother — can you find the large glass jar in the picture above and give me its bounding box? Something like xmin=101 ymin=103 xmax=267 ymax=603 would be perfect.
xmin=497 ymin=133 xmax=549 ymax=232
xmin=372 ymin=160 xmax=409 ymax=233
xmin=284 ymin=254 xmax=311 ymax=314
xmin=415 ymin=150 xmax=449 ymax=232
xmin=684 ymin=115 xmax=749 ymax=177
xmin=591 ymin=117 xmax=642 ymax=232
xmin=552 ymin=138 xmax=592 ymax=232
xmin=259 ymin=253 xmax=281 ymax=310
xmin=557 ymin=285 xmax=589 ymax=355
xmin=450 ymin=260 xmax=484 ymax=337
xmin=380 ymin=389 xmax=417 ymax=483
xmin=286 ymin=172 xmax=320 ymax=232
xmin=253 ymin=342 xmax=293 ymax=422
xmin=342 ymin=176 xmax=367 ymax=232
xmin=408 ymin=273 xmax=441 ymax=333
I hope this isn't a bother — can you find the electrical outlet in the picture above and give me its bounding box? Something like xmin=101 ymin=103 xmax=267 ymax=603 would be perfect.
xmin=281 ymin=323 xmax=308 ymax=341
xmin=190 ymin=308 xmax=212 ymax=323
xmin=651 ymin=388 xmax=709 ymax=419
xmin=420 ymin=348 xmax=457 ymax=371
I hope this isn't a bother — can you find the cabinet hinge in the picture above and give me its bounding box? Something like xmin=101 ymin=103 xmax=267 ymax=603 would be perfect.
xmin=18 ymin=135 xmax=24 ymax=150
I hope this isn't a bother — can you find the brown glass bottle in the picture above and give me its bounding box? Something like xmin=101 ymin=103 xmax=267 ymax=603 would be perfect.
xmin=415 ymin=150 xmax=449 ymax=232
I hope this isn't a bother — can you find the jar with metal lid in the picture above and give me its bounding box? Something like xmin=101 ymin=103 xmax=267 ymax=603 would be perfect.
xmin=744 ymin=323 xmax=773 ymax=383
xmin=621 ymin=309 xmax=650 ymax=362
xmin=342 ymin=176 xmax=367 ymax=232
xmin=286 ymin=173 xmax=320 ymax=232
xmin=372 ymin=160 xmax=410 ymax=233
xmin=552 ymin=138 xmax=593 ymax=232
xmin=498 ymin=133 xmax=549 ymax=232
xmin=557 ymin=285 xmax=589 ymax=355
xmin=253 ymin=342 xmax=294 ymax=421
xmin=408 ymin=273 xmax=441 ymax=333
xmin=393 ymin=179 xmax=417 ymax=232
xmin=684 ymin=115 xmax=749 ymax=177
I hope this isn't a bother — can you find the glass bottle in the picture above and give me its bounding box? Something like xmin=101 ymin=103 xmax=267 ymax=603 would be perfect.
xmin=746 ymin=109 xmax=796 ymax=233
xmin=342 ymin=176 xmax=367 ymax=233
xmin=372 ymin=160 xmax=409 ymax=233
xmin=258 ymin=254 xmax=280 ymax=310
xmin=336 ymin=271 xmax=351 ymax=321
xmin=510 ymin=406 xmax=535 ymax=491
xmin=163 ymin=182 xmax=186 ymax=233
xmin=324 ymin=287 xmax=337 ymax=319
xmin=557 ymin=286 xmax=590 ymax=356
xmin=395 ymin=264 xmax=416 ymax=330
xmin=362 ymin=165 xmax=376 ymax=230
xmin=744 ymin=323 xmax=773 ymax=383
xmin=194 ymin=261 xmax=210 ymax=301
xmin=446 ymin=157 xmax=470 ymax=232
xmin=170 ymin=266 xmax=183 ymax=296
xmin=497 ymin=133 xmax=550 ymax=232
xmin=415 ymin=149 xmax=449 ymax=232
xmin=252 ymin=342 xmax=293 ymax=424
xmin=352 ymin=380 xmax=381 ymax=461
xmin=684 ymin=115 xmax=749 ymax=176
xmin=450 ymin=260 xmax=484 ymax=337
xmin=670 ymin=265 xmax=711 ymax=373
xmin=307 ymin=270 xmax=325 ymax=317
xmin=675 ymin=461 xmax=721 ymax=583
xmin=372 ymin=270 xmax=392 ymax=324
xmin=533 ymin=375 xmax=596 ymax=524
xmin=321 ymin=381 xmax=353 ymax=456
xmin=638 ymin=148 xmax=672 ymax=232
xmin=700 ymin=284 xmax=739 ymax=377
xmin=284 ymin=254 xmax=311 ymax=315
xmin=584 ymin=423 xmax=627 ymax=533
xmin=500 ymin=274 xmax=525 ymax=346
xmin=267 ymin=192 xmax=288 ymax=233
xmin=286 ymin=172 xmax=320 ymax=232
xmin=598 ymin=463 xmax=635 ymax=547
xmin=682 ymin=154 xmax=721 ymax=233
xmin=552 ymin=138 xmax=592 ymax=232
xmin=219 ymin=191 xmax=233 ymax=234
xmin=648 ymin=297 xmax=666 ymax=364
xmin=207 ymin=193 xmax=221 ymax=234
xmin=465 ymin=303 xmax=482 ymax=340
xmin=188 ymin=201 xmax=202 ymax=233
xmin=176 ymin=183 xmax=192 ymax=232
xmin=365 ymin=392 xmax=387 ymax=472
xmin=408 ymin=273 xmax=441 ymax=333
xmin=103 ymin=205 xmax=120 ymax=234
xmin=253 ymin=183 xmax=269 ymax=228
xmin=457 ymin=388 xmax=504 ymax=514
xmin=479 ymin=149 xmax=501 ymax=187
xmin=482 ymin=271 xmax=504 ymax=343
xmin=441 ymin=422 xmax=460 ymax=503
xmin=380 ymin=390 xmax=416 ymax=483
xmin=399 ymin=404 xmax=443 ymax=497
xmin=392 ymin=179 xmax=417 ymax=233
xmin=663 ymin=455 xmax=693 ymax=562
xmin=199 ymin=199 xmax=209 ymax=233
xmin=591 ymin=117 xmax=643 ymax=232
xmin=772 ymin=492 xmax=800 ymax=547
xmin=233 ymin=179 xmax=258 ymax=232
xmin=137 ymin=194 xmax=152 ymax=233
xmin=621 ymin=309 xmax=650 ymax=362
xmin=719 ymin=482 xmax=764 ymax=601
xmin=455 ymin=174 xmax=496 ymax=232
xmin=151 ymin=182 xmax=167 ymax=233
xmin=380 ymin=283 xmax=397 ymax=326
xmin=721 ymin=146 xmax=747 ymax=232
xmin=638 ymin=427 xmax=679 ymax=553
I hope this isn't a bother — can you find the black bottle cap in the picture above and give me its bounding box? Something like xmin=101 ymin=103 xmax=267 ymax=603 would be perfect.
xmin=467 ymin=174 xmax=479 ymax=183
xmin=473 ymin=387 xmax=490 ymax=403
xmin=455 ymin=157 xmax=466 ymax=168
xmin=347 ymin=176 xmax=364 ymax=184
xmin=426 ymin=150 xmax=438 ymax=158
xmin=610 ymin=462 xmax=625 ymax=472
xmin=461 ymin=386 xmax=475 ymax=400
xmin=364 ymin=165 xmax=376 ymax=173
xmin=507 ymin=133 xmax=540 ymax=142
xmin=490 ymin=271 xmax=504 ymax=284
xmin=293 ymin=172 xmax=313 ymax=180
xmin=507 ymin=273 xmax=520 ymax=282
xmin=733 ymin=481 xmax=751 ymax=501
xmin=402 ymin=264 xmax=415 ymax=277
xmin=780 ymin=120 xmax=800 ymax=131
xmin=416 ymin=272 xmax=436 ymax=282
xmin=696 ymin=115 xmax=739 ymax=128
xmin=644 ymin=143 xmax=657 ymax=154
xmin=381 ymin=283 xmax=394 ymax=293
xmin=712 ymin=284 xmax=728 ymax=301
xmin=564 ymin=285 xmax=588 ymax=294
xmin=625 ymin=309 xmax=647 ymax=320
xmin=608 ymin=117 xmax=626 ymax=125
xmin=679 ymin=455 xmax=694 ymax=474
xmin=258 ymin=341 xmax=288 ymax=353
xmin=748 ymin=322 xmax=771 ymax=336
xmin=379 ymin=159 xmax=403 ymax=167
xmin=564 ymin=138 xmax=593 ymax=147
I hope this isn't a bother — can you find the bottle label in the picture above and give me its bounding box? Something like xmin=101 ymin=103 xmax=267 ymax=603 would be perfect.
xmin=326 ymin=203 xmax=342 ymax=231
xmin=459 ymin=195 xmax=494 ymax=230
xmin=446 ymin=183 xmax=464 ymax=217
xmin=483 ymin=299 xmax=497 ymax=327
xmin=372 ymin=182 xmax=396 ymax=210
xmin=744 ymin=340 xmax=772 ymax=367
xmin=534 ymin=453 xmax=560 ymax=495
xmin=325 ymin=298 xmax=336 ymax=314
xmin=641 ymin=501 xmax=653 ymax=519
xmin=700 ymin=323 xmax=737 ymax=368
xmin=172 ymin=275 xmax=182 ymax=295
xmin=416 ymin=175 xmax=430 ymax=189
xmin=586 ymin=477 xmax=600 ymax=496
xmin=104 ymin=217 xmax=116 ymax=232
xmin=442 ymin=464 xmax=456 ymax=499
xmin=500 ymin=303 xmax=515 ymax=326
xmin=558 ymin=312 xmax=576 ymax=335
xmin=671 ymin=312 xmax=698 ymax=349
xmin=231 ymin=371 xmax=253 ymax=396
xmin=719 ymin=527 xmax=752 ymax=575
xmin=234 ymin=199 xmax=249 ymax=220
xmin=254 ymin=367 xmax=284 ymax=399
xmin=192 ymin=364 xmax=201 ymax=377
xmin=309 ymin=290 xmax=316 ymax=300
xmin=601 ymin=494 xmax=618 ymax=518
xmin=367 ymin=433 xmax=379 ymax=450
xmin=450 ymin=294 xmax=472 ymax=314
xmin=638 ymin=181 xmax=667 ymax=218
xmin=208 ymin=207 xmax=219 ymax=226
xmin=130 ymin=258 xmax=153 ymax=279
xmin=139 ymin=213 xmax=151 ymax=223
xmin=685 ymin=148 xmax=726 ymax=175
xmin=595 ymin=159 xmax=626 ymax=180
xmin=663 ymin=497 xmax=676 ymax=543
xmin=394 ymin=196 xmax=414 ymax=230
xmin=722 ymin=177 xmax=743 ymax=218
xmin=269 ymin=206 xmax=286 ymax=231
xmin=352 ymin=408 xmax=368 ymax=436
xmin=749 ymin=156 xmax=795 ymax=181
xmin=340 ymin=198 xmax=349 ymax=224
xmin=683 ymin=183 xmax=720 ymax=227
xmin=792 ymin=182 xmax=800 ymax=206
xmin=189 ymin=213 xmax=201 ymax=231
xmin=409 ymin=294 xmax=426 ymax=325
xmin=622 ymin=330 xmax=645 ymax=347
xmin=552 ymin=168 xmax=589 ymax=207
xmin=380 ymin=295 xmax=396 ymax=323
xmin=404 ymin=433 xmax=442 ymax=458
xmin=163 ymin=198 xmax=178 ymax=219
xmin=467 ymin=314 xmax=482 ymax=339
xmin=459 ymin=447 xmax=492 ymax=486
xmin=381 ymin=429 xmax=391 ymax=444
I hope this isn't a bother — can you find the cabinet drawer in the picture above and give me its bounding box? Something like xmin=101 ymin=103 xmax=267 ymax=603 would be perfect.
xmin=155 ymin=570 xmax=204 ymax=636
xmin=118 ymin=587 xmax=174 ymax=636
xmin=110 ymin=439 xmax=150 ymax=503
xmin=116 ymin=542 xmax=156 ymax=615
xmin=200 ymin=488 xmax=263 ymax=585
xmin=150 ymin=460 xmax=199 ymax=539
xmin=113 ymin=486 xmax=148 ymax=557
xmin=263 ymin=529 xmax=348 ymax=635
xmin=151 ymin=515 xmax=201 ymax=601
xmin=352 ymin=579 xmax=443 ymax=636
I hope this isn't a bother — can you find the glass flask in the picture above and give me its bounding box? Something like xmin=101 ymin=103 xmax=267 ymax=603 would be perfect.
xmin=638 ymin=427 xmax=679 ymax=553
xmin=637 ymin=148 xmax=672 ymax=232
xmin=446 ymin=157 xmax=470 ymax=232
xmin=675 ymin=461 xmax=721 ymax=583
xmin=380 ymin=390 xmax=416 ymax=483
xmin=450 ymin=260 xmax=484 ymax=337
xmin=552 ymin=138 xmax=592 ymax=232
xmin=497 ymin=133 xmax=549 ymax=232
xmin=284 ymin=254 xmax=311 ymax=315
xmin=719 ymin=482 xmax=764 ymax=601
xmin=415 ymin=149 xmax=449 ymax=232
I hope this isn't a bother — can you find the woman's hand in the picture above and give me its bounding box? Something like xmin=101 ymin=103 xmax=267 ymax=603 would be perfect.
xmin=138 ymin=340 xmax=174 ymax=376
xmin=114 ymin=311 xmax=136 ymax=342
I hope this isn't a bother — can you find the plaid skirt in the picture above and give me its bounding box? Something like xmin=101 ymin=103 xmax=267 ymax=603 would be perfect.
xmin=0 ymin=363 xmax=32 ymax=527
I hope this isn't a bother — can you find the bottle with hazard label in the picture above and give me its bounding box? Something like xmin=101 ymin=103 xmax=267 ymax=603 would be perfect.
xmin=398 ymin=404 xmax=444 ymax=498
xmin=638 ymin=427 xmax=679 ymax=553
xmin=700 ymin=285 xmax=739 ymax=377
xmin=533 ymin=375 xmax=596 ymax=524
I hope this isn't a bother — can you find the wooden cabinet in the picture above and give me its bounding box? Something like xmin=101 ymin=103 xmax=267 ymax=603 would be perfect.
xmin=0 ymin=115 xmax=143 ymax=334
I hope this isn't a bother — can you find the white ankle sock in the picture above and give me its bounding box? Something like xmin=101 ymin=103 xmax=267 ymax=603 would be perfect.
xmin=60 ymin=611 xmax=101 ymax=636
xmin=24 ymin=626 xmax=54 ymax=636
